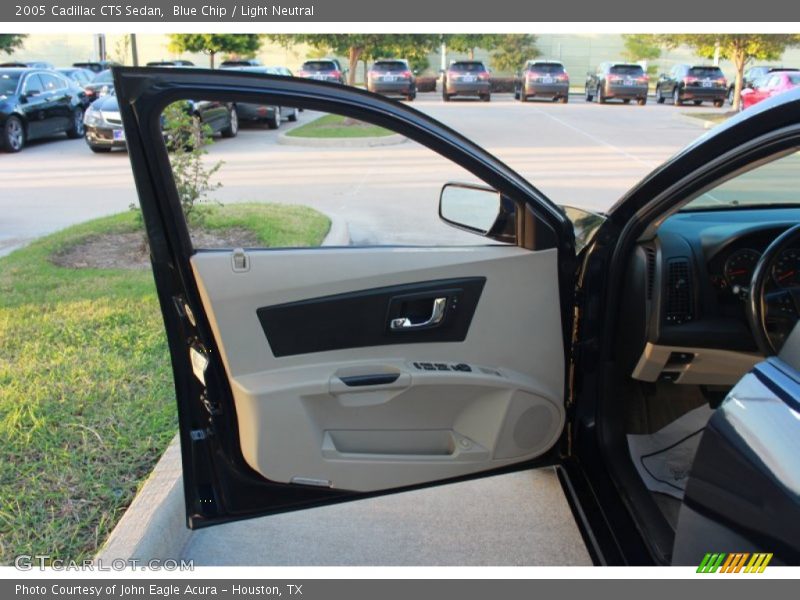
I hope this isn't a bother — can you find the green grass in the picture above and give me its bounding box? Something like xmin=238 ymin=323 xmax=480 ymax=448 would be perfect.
xmin=0 ymin=203 xmax=329 ymax=564
xmin=286 ymin=114 xmax=394 ymax=138
xmin=682 ymin=111 xmax=736 ymax=125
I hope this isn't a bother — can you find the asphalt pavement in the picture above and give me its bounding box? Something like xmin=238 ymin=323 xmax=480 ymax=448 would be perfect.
xmin=1 ymin=91 xmax=722 ymax=565
xmin=1 ymin=92 xmax=720 ymax=255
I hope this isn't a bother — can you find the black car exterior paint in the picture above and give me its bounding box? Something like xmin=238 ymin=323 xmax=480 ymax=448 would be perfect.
xmin=0 ymin=68 xmax=86 ymax=152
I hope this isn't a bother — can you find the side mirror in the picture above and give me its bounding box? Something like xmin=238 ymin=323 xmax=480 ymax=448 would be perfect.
xmin=22 ymin=90 xmax=40 ymax=101
xmin=439 ymin=183 xmax=516 ymax=243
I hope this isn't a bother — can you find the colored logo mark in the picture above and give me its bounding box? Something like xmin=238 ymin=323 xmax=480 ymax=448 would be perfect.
xmin=697 ymin=553 xmax=773 ymax=573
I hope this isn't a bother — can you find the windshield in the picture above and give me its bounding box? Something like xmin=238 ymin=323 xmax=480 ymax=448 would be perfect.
xmin=0 ymin=72 xmax=21 ymax=96
xmin=689 ymin=67 xmax=724 ymax=78
xmin=374 ymin=61 xmax=407 ymax=71
xmin=450 ymin=62 xmax=486 ymax=72
xmin=303 ymin=61 xmax=337 ymax=71
xmin=786 ymin=73 xmax=800 ymax=85
xmin=528 ymin=63 xmax=564 ymax=73
xmin=683 ymin=151 xmax=800 ymax=211
xmin=610 ymin=65 xmax=644 ymax=75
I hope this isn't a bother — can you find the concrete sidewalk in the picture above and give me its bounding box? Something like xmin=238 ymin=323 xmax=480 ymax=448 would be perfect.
xmin=179 ymin=468 xmax=591 ymax=566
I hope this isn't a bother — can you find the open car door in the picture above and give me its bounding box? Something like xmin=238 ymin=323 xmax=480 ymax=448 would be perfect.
xmin=114 ymin=67 xmax=576 ymax=528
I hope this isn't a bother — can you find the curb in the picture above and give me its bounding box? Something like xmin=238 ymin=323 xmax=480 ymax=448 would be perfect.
xmin=675 ymin=113 xmax=719 ymax=130
xmin=277 ymin=132 xmax=407 ymax=148
xmin=95 ymin=434 xmax=189 ymax=562
xmin=321 ymin=213 xmax=351 ymax=246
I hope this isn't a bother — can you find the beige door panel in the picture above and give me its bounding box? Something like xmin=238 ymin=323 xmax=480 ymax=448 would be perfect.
xmin=190 ymin=246 xmax=565 ymax=492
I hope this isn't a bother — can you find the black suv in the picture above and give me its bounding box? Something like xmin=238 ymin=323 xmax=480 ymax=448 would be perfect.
xmin=298 ymin=59 xmax=347 ymax=84
xmin=515 ymin=60 xmax=569 ymax=103
xmin=585 ymin=62 xmax=648 ymax=105
xmin=367 ymin=59 xmax=417 ymax=101
xmin=656 ymin=64 xmax=727 ymax=107
xmin=442 ymin=61 xmax=491 ymax=102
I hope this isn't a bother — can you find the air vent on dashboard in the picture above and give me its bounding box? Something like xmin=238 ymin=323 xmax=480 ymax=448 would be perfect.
xmin=665 ymin=257 xmax=693 ymax=324
xmin=643 ymin=246 xmax=656 ymax=300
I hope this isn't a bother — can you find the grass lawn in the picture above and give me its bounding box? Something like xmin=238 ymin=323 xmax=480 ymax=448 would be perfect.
xmin=682 ymin=111 xmax=737 ymax=125
xmin=0 ymin=203 xmax=329 ymax=564
xmin=286 ymin=114 xmax=395 ymax=138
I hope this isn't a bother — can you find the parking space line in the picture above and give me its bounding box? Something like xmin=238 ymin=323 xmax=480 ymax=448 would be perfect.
xmin=527 ymin=106 xmax=660 ymax=169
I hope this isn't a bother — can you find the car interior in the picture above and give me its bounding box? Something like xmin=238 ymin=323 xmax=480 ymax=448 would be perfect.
xmin=607 ymin=148 xmax=800 ymax=558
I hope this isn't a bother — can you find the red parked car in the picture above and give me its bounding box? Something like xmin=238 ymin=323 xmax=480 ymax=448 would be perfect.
xmin=741 ymin=70 xmax=800 ymax=109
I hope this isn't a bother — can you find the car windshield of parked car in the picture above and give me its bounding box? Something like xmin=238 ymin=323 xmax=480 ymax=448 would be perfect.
xmin=682 ymin=151 xmax=800 ymax=211
xmin=93 ymin=70 xmax=113 ymax=83
xmin=0 ymin=72 xmax=21 ymax=96
xmin=786 ymin=73 xmax=800 ymax=85
xmin=610 ymin=65 xmax=644 ymax=75
xmin=303 ymin=61 xmax=336 ymax=71
xmin=451 ymin=62 xmax=485 ymax=72
xmin=689 ymin=67 xmax=724 ymax=78
xmin=374 ymin=61 xmax=407 ymax=71
xmin=528 ymin=63 xmax=564 ymax=73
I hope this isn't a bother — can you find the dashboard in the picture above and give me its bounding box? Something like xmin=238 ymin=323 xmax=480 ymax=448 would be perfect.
xmin=622 ymin=207 xmax=800 ymax=385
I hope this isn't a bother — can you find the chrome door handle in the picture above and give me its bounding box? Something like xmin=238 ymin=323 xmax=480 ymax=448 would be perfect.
xmin=390 ymin=297 xmax=448 ymax=331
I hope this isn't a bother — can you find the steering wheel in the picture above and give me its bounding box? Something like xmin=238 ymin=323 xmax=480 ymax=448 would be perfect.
xmin=747 ymin=223 xmax=800 ymax=355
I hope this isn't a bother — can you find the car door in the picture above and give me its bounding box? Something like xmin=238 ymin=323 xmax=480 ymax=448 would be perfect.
xmin=19 ymin=73 xmax=48 ymax=139
xmin=115 ymin=67 xmax=576 ymax=527
xmin=38 ymin=72 xmax=73 ymax=133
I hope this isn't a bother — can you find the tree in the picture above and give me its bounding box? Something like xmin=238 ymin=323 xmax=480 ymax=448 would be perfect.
xmin=167 ymin=34 xmax=262 ymax=68
xmin=162 ymin=102 xmax=223 ymax=222
xmin=442 ymin=35 xmax=506 ymax=61
xmin=0 ymin=34 xmax=26 ymax=55
xmin=621 ymin=34 xmax=661 ymax=75
xmin=489 ymin=35 xmax=540 ymax=73
xmin=267 ymin=35 xmax=440 ymax=84
xmin=657 ymin=34 xmax=800 ymax=110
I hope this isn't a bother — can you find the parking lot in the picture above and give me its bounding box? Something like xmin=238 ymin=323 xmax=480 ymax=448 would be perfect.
xmin=0 ymin=92 xmax=720 ymax=255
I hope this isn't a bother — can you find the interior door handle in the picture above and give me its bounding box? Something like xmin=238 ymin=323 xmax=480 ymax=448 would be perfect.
xmin=390 ymin=297 xmax=447 ymax=331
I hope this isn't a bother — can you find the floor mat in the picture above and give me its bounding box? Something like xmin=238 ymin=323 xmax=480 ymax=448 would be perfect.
xmin=626 ymin=404 xmax=714 ymax=500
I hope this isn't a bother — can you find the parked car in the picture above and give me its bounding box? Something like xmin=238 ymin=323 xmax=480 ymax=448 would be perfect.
xmin=83 ymin=69 xmax=115 ymax=101
xmin=72 ymin=60 xmax=120 ymax=73
xmin=655 ymin=64 xmax=727 ymax=107
xmin=366 ymin=59 xmax=417 ymax=101
xmin=585 ymin=62 xmax=648 ymax=105
xmin=84 ymin=93 xmax=238 ymax=153
xmin=514 ymin=60 xmax=569 ymax=103
xmin=0 ymin=60 xmax=54 ymax=69
xmin=442 ymin=60 xmax=491 ymax=102
xmin=727 ymin=66 xmax=795 ymax=104
xmin=56 ymin=67 xmax=95 ymax=88
xmin=297 ymin=59 xmax=347 ymax=84
xmin=220 ymin=59 xmax=263 ymax=68
xmin=740 ymin=70 xmax=800 ymax=110
xmin=0 ymin=68 xmax=86 ymax=152
xmin=221 ymin=66 xmax=299 ymax=128
xmin=146 ymin=60 xmax=195 ymax=67
xmin=117 ymin=66 xmax=800 ymax=565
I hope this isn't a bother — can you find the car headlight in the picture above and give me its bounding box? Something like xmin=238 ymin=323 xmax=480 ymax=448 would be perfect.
xmin=84 ymin=107 xmax=104 ymax=127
